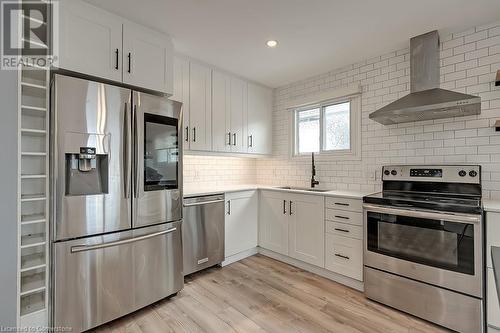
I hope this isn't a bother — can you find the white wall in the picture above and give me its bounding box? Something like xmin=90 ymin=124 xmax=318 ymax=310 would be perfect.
xmin=256 ymin=21 xmax=500 ymax=199
xmin=184 ymin=155 xmax=257 ymax=187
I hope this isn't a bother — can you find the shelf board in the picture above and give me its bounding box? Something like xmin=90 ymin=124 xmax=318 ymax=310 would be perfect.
xmin=22 ymin=15 xmax=46 ymax=26
xmin=21 ymin=81 xmax=46 ymax=90
xmin=21 ymin=152 xmax=47 ymax=157
xmin=20 ymin=252 xmax=46 ymax=272
xmin=21 ymin=128 xmax=47 ymax=136
xmin=20 ymin=174 xmax=47 ymax=180
xmin=20 ymin=194 xmax=46 ymax=203
xmin=20 ymin=291 xmax=45 ymax=316
xmin=21 ymin=213 xmax=46 ymax=225
xmin=20 ymin=233 xmax=46 ymax=249
xmin=21 ymin=105 xmax=46 ymax=113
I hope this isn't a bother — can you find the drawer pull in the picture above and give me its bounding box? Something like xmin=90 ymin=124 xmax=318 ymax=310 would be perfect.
xmin=334 ymin=228 xmax=350 ymax=233
xmin=334 ymin=253 xmax=350 ymax=260
xmin=334 ymin=215 xmax=349 ymax=220
xmin=334 ymin=202 xmax=349 ymax=206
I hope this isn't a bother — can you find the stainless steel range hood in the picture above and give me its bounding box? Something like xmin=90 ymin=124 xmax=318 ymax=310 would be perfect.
xmin=369 ymin=31 xmax=481 ymax=125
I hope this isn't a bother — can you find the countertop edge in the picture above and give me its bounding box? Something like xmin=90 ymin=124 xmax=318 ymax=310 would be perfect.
xmin=183 ymin=185 xmax=374 ymax=199
xmin=484 ymin=200 xmax=500 ymax=213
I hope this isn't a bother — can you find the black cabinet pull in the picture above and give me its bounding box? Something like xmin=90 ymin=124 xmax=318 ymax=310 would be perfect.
xmin=233 ymin=133 xmax=236 ymax=146
xmin=283 ymin=200 xmax=287 ymax=215
xmin=127 ymin=52 xmax=131 ymax=73
xmin=334 ymin=202 xmax=349 ymax=206
xmin=227 ymin=200 xmax=231 ymax=215
xmin=334 ymin=228 xmax=349 ymax=233
xmin=249 ymin=135 xmax=253 ymax=147
xmin=115 ymin=49 xmax=119 ymax=70
xmin=193 ymin=127 xmax=196 ymax=142
xmin=227 ymin=132 xmax=231 ymax=146
xmin=289 ymin=201 xmax=293 ymax=215
xmin=334 ymin=215 xmax=349 ymax=220
xmin=335 ymin=253 xmax=350 ymax=260
xmin=185 ymin=126 xmax=189 ymax=142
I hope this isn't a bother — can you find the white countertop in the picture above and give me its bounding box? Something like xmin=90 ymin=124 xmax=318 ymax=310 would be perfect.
xmin=184 ymin=184 xmax=374 ymax=199
xmin=484 ymin=200 xmax=500 ymax=213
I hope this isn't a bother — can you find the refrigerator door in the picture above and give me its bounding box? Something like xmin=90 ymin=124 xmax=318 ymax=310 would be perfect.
xmin=53 ymin=221 xmax=183 ymax=332
xmin=52 ymin=74 xmax=132 ymax=241
xmin=133 ymin=91 xmax=182 ymax=227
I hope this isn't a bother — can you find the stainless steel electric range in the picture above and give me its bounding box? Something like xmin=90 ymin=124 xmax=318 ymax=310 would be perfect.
xmin=363 ymin=165 xmax=484 ymax=333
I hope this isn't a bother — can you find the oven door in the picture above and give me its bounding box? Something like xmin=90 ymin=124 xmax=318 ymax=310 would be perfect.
xmin=364 ymin=204 xmax=483 ymax=297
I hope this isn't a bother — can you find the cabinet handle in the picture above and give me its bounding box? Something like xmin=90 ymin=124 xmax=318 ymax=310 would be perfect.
xmin=334 ymin=215 xmax=349 ymax=220
xmin=289 ymin=201 xmax=293 ymax=215
xmin=193 ymin=127 xmax=196 ymax=142
xmin=227 ymin=200 xmax=231 ymax=215
xmin=283 ymin=200 xmax=287 ymax=215
xmin=233 ymin=133 xmax=236 ymax=146
xmin=334 ymin=253 xmax=350 ymax=260
xmin=115 ymin=48 xmax=119 ymax=70
xmin=334 ymin=228 xmax=350 ymax=233
xmin=249 ymin=135 xmax=253 ymax=148
xmin=127 ymin=52 xmax=131 ymax=73
xmin=185 ymin=126 xmax=189 ymax=142
xmin=227 ymin=132 xmax=231 ymax=146
xmin=334 ymin=202 xmax=349 ymax=207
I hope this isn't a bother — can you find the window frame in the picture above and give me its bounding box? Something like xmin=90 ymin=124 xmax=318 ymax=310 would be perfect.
xmin=291 ymin=95 xmax=361 ymax=160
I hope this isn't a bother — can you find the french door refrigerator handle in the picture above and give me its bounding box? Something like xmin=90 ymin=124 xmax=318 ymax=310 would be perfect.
xmin=70 ymin=228 xmax=177 ymax=253
xmin=123 ymin=102 xmax=132 ymax=198
xmin=133 ymin=104 xmax=139 ymax=198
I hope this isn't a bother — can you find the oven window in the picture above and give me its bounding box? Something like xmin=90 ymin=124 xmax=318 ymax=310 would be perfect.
xmin=367 ymin=212 xmax=474 ymax=275
xmin=144 ymin=113 xmax=178 ymax=191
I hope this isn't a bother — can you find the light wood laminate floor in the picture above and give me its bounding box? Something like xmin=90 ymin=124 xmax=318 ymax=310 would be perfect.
xmin=96 ymin=254 xmax=450 ymax=333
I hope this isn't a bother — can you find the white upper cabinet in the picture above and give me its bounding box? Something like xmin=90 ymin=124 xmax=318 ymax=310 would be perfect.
xmin=247 ymin=83 xmax=273 ymax=155
xmin=229 ymin=77 xmax=248 ymax=153
xmin=171 ymin=56 xmax=190 ymax=149
xmin=189 ymin=62 xmax=212 ymax=151
xmin=212 ymin=70 xmax=231 ymax=152
xmin=122 ymin=21 xmax=173 ymax=94
xmin=57 ymin=0 xmax=173 ymax=94
xmin=58 ymin=0 xmax=122 ymax=82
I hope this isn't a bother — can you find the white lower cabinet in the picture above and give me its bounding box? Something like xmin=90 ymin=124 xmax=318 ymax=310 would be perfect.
xmin=488 ymin=268 xmax=500 ymax=330
xmin=225 ymin=191 xmax=258 ymax=258
xmin=259 ymin=191 xmax=324 ymax=266
xmin=487 ymin=212 xmax=500 ymax=331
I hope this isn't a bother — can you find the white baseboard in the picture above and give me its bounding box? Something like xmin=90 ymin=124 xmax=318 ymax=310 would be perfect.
xmin=222 ymin=247 xmax=259 ymax=267
xmin=258 ymin=247 xmax=364 ymax=292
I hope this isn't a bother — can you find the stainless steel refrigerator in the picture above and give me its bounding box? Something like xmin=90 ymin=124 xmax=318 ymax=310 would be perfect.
xmin=50 ymin=74 xmax=183 ymax=332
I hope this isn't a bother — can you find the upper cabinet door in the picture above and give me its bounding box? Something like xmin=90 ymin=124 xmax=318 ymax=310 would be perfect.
xmin=247 ymin=83 xmax=273 ymax=155
xmin=189 ymin=62 xmax=212 ymax=151
xmin=57 ymin=0 xmax=123 ymax=82
xmin=229 ymin=77 xmax=248 ymax=153
xmin=212 ymin=70 xmax=231 ymax=152
xmin=122 ymin=21 xmax=173 ymax=94
xmin=171 ymin=56 xmax=190 ymax=150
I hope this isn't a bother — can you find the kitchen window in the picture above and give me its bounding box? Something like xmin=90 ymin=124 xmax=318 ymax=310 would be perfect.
xmin=293 ymin=97 xmax=360 ymax=158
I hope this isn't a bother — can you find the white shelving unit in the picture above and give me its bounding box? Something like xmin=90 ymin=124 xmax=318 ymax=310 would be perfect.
xmin=17 ymin=1 xmax=50 ymax=328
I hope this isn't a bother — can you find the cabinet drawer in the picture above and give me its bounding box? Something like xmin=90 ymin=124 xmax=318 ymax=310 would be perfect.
xmin=326 ymin=221 xmax=363 ymax=240
xmin=325 ymin=234 xmax=363 ymax=281
xmin=325 ymin=209 xmax=363 ymax=226
xmin=488 ymin=268 xmax=500 ymax=329
xmin=325 ymin=197 xmax=362 ymax=212
xmin=487 ymin=212 xmax=500 ymax=269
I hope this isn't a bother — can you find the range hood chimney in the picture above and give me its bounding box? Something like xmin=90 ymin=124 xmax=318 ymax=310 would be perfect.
xmin=369 ymin=30 xmax=481 ymax=125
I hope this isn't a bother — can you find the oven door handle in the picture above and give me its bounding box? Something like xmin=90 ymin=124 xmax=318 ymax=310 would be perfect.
xmin=363 ymin=204 xmax=481 ymax=224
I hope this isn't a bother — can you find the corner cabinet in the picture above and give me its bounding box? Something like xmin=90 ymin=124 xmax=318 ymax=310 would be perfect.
xmin=259 ymin=191 xmax=324 ymax=266
xmin=57 ymin=0 xmax=173 ymax=94
xmin=172 ymin=56 xmax=272 ymax=156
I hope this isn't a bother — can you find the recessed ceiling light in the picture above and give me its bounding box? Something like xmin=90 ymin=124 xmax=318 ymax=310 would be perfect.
xmin=266 ymin=40 xmax=278 ymax=48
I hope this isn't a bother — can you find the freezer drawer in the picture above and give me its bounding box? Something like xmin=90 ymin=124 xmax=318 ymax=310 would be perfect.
xmin=53 ymin=222 xmax=183 ymax=332
xmin=182 ymin=194 xmax=225 ymax=275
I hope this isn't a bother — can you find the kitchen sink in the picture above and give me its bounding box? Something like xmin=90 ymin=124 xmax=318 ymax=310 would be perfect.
xmin=275 ymin=186 xmax=331 ymax=193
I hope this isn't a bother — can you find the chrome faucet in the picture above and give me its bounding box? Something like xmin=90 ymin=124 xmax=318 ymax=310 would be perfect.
xmin=311 ymin=152 xmax=320 ymax=188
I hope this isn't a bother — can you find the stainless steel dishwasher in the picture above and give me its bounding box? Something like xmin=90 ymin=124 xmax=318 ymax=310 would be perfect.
xmin=182 ymin=194 xmax=225 ymax=275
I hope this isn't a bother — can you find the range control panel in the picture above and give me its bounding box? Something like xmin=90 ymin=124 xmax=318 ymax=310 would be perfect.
xmin=382 ymin=165 xmax=481 ymax=184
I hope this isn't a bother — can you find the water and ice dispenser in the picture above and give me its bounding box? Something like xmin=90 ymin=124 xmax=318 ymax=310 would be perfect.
xmin=65 ymin=137 xmax=109 ymax=196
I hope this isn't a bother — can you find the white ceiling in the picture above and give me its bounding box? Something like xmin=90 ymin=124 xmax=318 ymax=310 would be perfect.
xmin=85 ymin=0 xmax=500 ymax=88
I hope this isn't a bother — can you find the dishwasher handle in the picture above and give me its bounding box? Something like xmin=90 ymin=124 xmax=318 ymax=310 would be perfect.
xmin=183 ymin=199 xmax=225 ymax=207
